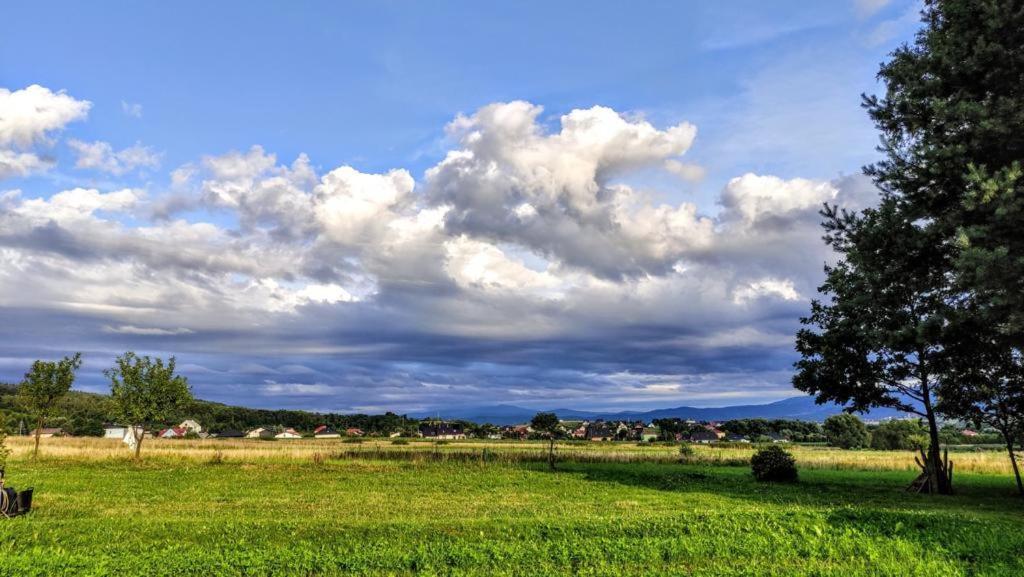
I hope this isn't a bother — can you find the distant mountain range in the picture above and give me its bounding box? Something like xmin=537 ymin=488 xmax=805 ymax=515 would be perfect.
xmin=413 ymin=396 xmax=914 ymax=425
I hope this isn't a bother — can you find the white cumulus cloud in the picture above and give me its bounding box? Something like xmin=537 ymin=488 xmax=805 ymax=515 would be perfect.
xmin=0 ymin=84 xmax=91 ymax=180
xmin=68 ymin=139 xmax=160 ymax=175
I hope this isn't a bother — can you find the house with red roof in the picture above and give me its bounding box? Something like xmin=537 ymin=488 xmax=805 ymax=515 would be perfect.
xmin=158 ymin=427 xmax=187 ymax=439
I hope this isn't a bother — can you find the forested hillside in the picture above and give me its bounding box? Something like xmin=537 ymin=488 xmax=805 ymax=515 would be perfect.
xmin=0 ymin=383 xmax=418 ymax=436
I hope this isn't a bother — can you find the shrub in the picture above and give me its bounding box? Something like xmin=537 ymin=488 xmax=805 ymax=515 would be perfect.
xmin=678 ymin=443 xmax=695 ymax=463
xmin=391 ymin=439 xmax=409 ymax=445
xmin=750 ymin=446 xmax=798 ymax=482
xmin=207 ymin=450 xmax=226 ymax=465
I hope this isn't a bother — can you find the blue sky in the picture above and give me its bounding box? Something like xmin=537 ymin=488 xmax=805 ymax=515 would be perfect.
xmin=0 ymin=1 xmax=921 ymax=412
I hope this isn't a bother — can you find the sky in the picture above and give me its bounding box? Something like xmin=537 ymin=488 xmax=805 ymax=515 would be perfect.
xmin=0 ymin=0 xmax=923 ymax=413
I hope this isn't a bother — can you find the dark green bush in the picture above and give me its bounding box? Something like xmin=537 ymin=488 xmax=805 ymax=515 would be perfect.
xmin=870 ymin=419 xmax=927 ymax=450
xmin=823 ymin=414 xmax=869 ymax=449
xmin=750 ymin=446 xmax=798 ymax=482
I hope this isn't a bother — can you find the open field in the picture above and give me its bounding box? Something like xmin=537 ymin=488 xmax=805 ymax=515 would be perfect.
xmin=5 ymin=435 xmax=1017 ymax=474
xmin=0 ymin=439 xmax=1022 ymax=576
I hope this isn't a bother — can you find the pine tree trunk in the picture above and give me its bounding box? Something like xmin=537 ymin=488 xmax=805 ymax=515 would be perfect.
xmin=920 ymin=371 xmax=952 ymax=494
xmin=1007 ymin=442 xmax=1023 ymax=497
xmin=33 ymin=416 xmax=43 ymax=459
xmin=923 ymin=411 xmax=948 ymax=494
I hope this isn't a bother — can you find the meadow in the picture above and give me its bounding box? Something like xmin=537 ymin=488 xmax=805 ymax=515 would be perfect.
xmin=0 ymin=437 xmax=1022 ymax=576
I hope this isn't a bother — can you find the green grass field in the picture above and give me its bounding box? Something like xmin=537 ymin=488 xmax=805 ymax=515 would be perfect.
xmin=1 ymin=445 xmax=1022 ymax=576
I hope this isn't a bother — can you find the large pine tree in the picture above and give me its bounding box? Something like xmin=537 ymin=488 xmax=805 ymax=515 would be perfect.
xmin=868 ymin=0 xmax=1024 ymax=494
xmin=865 ymin=0 xmax=1024 ymax=341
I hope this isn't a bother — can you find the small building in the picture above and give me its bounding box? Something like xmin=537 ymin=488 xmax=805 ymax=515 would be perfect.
xmin=103 ymin=425 xmax=129 ymax=439
xmin=314 ymin=426 xmax=341 ymax=439
xmin=501 ymin=425 xmax=530 ymax=440
xmin=565 ymin=421 xmax=589 ymax=439
xmin=766 ymin=432 xmax=789 ymax=443
xmin=178 ymin=419 xmax=203 ymax=434
xmin=275 ymin=428 xmax=302 ymax=440
xmin=419 ymin=422 xmax=465 ymax=439
xmin=962 ymin=429 xmax=979 ymax=437
xmin=640 ymin=427 xmax=659 ymax=442
xmin=345 ymin=427 xmax=365 ymax=437
xmin=725 ymin=433 xmax=749 ymax=443
xmin=30 ymin=428 xmax=66 ymax=438
xmin=704 ymin=424 xmax=726 ymax=439
xmin=586 ymin=422 xmax=614 ymax=442
xmin=689 ymin=430 xmax=719 ymax=444
xmin=246 ymin=427 xmax=268 ymax=439
xmin=159 ymin=427 xmax=187 ymax=439
xmin=214 ymin=429 xmax=244 ymax=438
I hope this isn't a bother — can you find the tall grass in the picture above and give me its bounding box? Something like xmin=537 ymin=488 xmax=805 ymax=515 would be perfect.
xmin=2 ymin=436 xmax=1015 ymax=474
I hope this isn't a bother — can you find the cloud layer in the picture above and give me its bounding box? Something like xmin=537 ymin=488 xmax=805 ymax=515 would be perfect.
xmin=0 ymin=86 xmax=874 ymax=412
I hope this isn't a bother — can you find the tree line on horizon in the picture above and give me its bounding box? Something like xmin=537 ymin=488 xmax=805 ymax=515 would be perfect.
xmin=0 ymin=352 xmax=420 ymax=460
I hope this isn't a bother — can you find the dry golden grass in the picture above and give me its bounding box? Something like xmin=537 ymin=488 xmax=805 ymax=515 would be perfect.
xmin=5 ymin=435 xmax=1014 ymax=474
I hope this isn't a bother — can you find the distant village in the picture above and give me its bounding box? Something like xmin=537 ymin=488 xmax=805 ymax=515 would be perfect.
xmin=20 ymin=415 xmax=987 ymax=445
xmin=24 ymin=418 xmax=807 ymax=443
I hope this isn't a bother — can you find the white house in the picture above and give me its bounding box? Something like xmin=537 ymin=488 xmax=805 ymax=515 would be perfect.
xmin=107 ymin=425 xmax=149 ymax=441
xmin=275 ymin=428 xmax=302 ymax=440
xmin=178 ymin=419 xmax=203 ymax=434
xmin=246 ymin=427 xmax=267 ymax=439
xmin=103 ymin=425 xmax=129 ymax=439
xmin=313 ymin=425 xmax=340 ymax=439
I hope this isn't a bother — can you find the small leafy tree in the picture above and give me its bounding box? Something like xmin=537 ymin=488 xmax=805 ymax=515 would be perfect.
xmin=795 ymin=200 xmax=953 ymax=493
xmin=530 ymin=412 xmax=560 ymax=470
xmin=751 ymin=446 xmax=798 ymax=483
xmin=106 ymin=352 xmax=192 ymax=460
xmin=19 ymin=353 xmax=82 ymax=458
xmin=822 ymin=414 xmax=869 ymax=449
